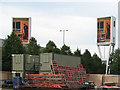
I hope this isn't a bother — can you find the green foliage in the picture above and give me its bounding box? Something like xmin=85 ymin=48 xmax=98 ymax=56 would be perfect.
xmin=26 ymin=37 xmax=41 ymax=55
xmin=2 ymin=32 xmax=106 ymax=74
xmin=60 ymin=44 xmax=73 ymax=55
xmin=41 ymin=40 xmax=60 ymax=54
xmin=109 ymin=49 xmax=120 ymax=75
xmin=92 ymin=54 xmax=106 ymax=74
xmin=81 ymin=49 xmax=105 ymax=74
xmin=2 ymin=32 xmax=25 ymax=71
xmin=74 ymin=48 xmax=81 ymax=57
xmin=81 ymin=49 xmax=93 ymax=74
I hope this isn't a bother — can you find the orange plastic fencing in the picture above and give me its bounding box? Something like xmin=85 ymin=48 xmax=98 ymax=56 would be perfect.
xmin=25 ymin=74 xmax=66 ymax=88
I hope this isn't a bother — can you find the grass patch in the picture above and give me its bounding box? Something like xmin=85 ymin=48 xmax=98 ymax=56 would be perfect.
xmin=2 ymin=86 xmax=13 ymax=89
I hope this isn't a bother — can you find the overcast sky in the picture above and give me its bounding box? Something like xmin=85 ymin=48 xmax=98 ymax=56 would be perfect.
xmin=0 ymin=0 xmax=119 ymax=56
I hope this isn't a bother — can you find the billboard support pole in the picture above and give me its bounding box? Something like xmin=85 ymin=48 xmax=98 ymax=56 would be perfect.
xmin=105 ymin=44 xmax=112 ymax=74
xmin=97 ymin=45 xmax=102 ymax=59
xmin=98 ymin=44 xmax=114 ymax=74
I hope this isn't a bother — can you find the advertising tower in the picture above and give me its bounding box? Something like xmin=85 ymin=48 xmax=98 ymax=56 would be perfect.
xmin=97 ymin=16 xmax=116 ymax=74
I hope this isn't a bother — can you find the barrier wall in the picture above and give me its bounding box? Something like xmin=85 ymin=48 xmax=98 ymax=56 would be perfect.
xmin=0 ymin=71 xmax=120 ymax=87
xmin=0 ymin=71 xmax=12 ymax=85
xmin=87 ymin=74 xmax=120 ymax=87
xmin=0 ymin=71 xmax=12 ymax=80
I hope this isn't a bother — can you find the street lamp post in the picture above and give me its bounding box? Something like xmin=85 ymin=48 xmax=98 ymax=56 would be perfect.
xmin=60 ymin=30 xmax=68 ymax=45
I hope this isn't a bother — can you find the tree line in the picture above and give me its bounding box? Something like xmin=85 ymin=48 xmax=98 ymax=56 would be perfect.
xmin=2 ymin=32 xmax=119 ymax=75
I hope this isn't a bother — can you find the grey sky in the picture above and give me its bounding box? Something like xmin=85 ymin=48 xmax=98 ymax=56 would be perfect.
xmin=0 ymin=0 xmax=119 ymax=55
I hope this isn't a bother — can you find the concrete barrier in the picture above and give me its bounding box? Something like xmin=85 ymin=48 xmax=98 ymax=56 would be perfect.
xmin=0 ymin=71 xmax=12 ymax=85
xmin=1 ymin=71 xmax=12 ymax=81
xmin=0 ymin=71 xmax=120 ymax=88
xmin=87 ymin=74 xmax=120 ymax=87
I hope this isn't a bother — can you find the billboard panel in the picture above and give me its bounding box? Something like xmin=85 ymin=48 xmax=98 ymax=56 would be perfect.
xmin=13 ymin=18 xmax=31 ymax=44
xmin=97 ymin=17 xmax=111 ymax=44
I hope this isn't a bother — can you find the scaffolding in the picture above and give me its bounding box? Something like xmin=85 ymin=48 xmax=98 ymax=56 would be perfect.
xmin=51 ymin=61 xmax=88 ymax=88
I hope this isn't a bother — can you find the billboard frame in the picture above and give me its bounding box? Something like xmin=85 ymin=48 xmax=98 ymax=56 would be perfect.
xmin=12 ymin=17 xmax=31 ymax=44
xmin=97 ymin=16 xmax=116 ymax=46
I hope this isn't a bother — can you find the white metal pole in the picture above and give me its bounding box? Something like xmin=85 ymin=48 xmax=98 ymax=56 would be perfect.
xmin=97 ymin=45 xmax=102 ymax=59
xmin=106 ymin=44 xmax=111 ymax=74
xmin=63 ymin=30 xmax=65 ymax=45
xmin=60 ymin=30 xmax=68 ymax=45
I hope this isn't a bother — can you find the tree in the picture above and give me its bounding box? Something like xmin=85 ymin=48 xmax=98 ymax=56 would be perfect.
xmin=81 ymin=49 xmax=93 ymax=74
xmin=81 ymin=50 xmax=106 ymax=74
xmin=26 ymin=37 xmax=41 ymax=55
xmin=60 ymin=44 xmax=73 ymax=55
xmin=109 ymin=49 xmax=120 ymax=75
xmin=41 ymin=40 xmax=60 ymax=54
xmin=92 ymin=54 xmax=106 ymax=74
xmin=2 ymin=32 xmax=25 ymax=71
xmin=74 ymin=48 xmax=81 ymax=57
